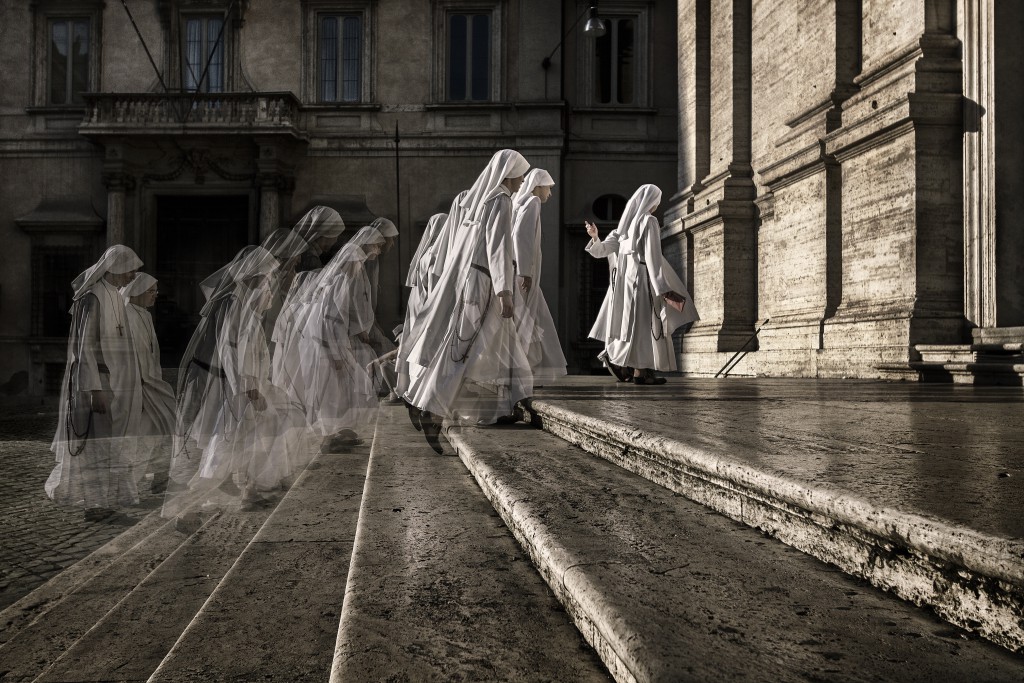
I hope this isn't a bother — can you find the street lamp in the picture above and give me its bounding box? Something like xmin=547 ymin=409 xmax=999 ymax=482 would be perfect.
xmin=541 ymin=3 xmax=607 ymax=70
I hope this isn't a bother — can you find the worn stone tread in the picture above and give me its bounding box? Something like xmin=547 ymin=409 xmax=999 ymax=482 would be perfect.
xmin=147 ymin=447 xmax=369 ymax=683
xmin=330 ymin=405 xmax=611 ymax=683
xmin=449 ymin=423 xmax=1024 ymax=683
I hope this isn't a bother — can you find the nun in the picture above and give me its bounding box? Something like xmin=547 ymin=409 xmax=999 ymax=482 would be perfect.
xmin=584 ymin=184 xmax=699 ymax=383
xmin=511 ymin=168 xmax=567 ymax=385
xmin=398 ymin=149 xmax=532 ymax=450
xmin=121 ymin=273 xmax=176 ymax=494
xmin=47 ymin=245 xmax=143 ymax=522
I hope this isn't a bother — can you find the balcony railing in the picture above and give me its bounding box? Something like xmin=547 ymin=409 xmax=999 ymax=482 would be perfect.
xmin=80 ymin=92 xmax=303 ymax=137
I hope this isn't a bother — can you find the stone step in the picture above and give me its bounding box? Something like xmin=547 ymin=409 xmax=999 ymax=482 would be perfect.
xmin=448 ymin=423 xmax=1024 ymax=682
xmin=0 ymin=512 xmax=196 ymax=682
xmin=904 ymin=361 xmax=1024 ymax=385
xmin=147 ymin=445 xmax=369 ymax=682
xmin=330 ymin=405 xmax=610 ymax=682
xmin=517 ymin=395 xmax=1024 ymax=654
xmin=1 ymin=443 xmax=364 ymax=682
xmin=34 ymin=509 xmax=273 ymax=683
xmin=916 ymin=344 xmax=1024 ymax=364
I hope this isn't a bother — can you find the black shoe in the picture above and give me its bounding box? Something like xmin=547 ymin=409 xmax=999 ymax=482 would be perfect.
xmin=607 ymin=361 xmax=636 ymax=383
xmin=421 ymin=412 xmax=443 ymax=454
xmin=175 ymin=512 xmax=203 ymax=535
xmin=494 ymin=415 xmax=518 ymax=425
xmin=150 ymin=475 xmax=169 ymax=495
xmin=217 ymin=478 xmax=242 ymax=497
xmin=84 ymin=507 xmax=116 ymax=523
xmin=403 ymin=399 xmax=423 ymax=432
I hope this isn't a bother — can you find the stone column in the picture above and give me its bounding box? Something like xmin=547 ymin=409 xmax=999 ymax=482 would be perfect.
xmin=102 ymin=145 xmax=133 ymax=247
xmin=681 ymin=0 xmax=758 ymax=355
xmin=258 ymin=174 xmax=281 ymax=241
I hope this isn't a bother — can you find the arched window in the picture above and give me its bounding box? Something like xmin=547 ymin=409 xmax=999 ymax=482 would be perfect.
xmin=592 ymin=194 xmax=627 ymax=221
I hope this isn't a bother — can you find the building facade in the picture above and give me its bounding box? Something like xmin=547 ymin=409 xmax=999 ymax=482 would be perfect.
xmin=0 ymin=0 xmax=680 ymax=395
xmin=666 ymin=0 xmax=1024 ymax=382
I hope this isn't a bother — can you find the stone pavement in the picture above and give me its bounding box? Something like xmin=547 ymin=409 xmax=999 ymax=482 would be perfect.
xmin=0 ymin=400 xmax=162 ymax=611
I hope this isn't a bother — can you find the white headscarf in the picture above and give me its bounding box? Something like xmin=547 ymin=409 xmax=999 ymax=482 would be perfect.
xmin=294 ymin=205 xmax=346 ymax=243
xmin=370 ymin=217 xmax=399 ymax=238
xmin=512 ymin=168 xmax=556 ymax=208
xmin=458 ymin=149 xmax=530 ymax=223
xmin=617 ymin=184 xmax=663 ymax=255
xmin=120 ymin=272 xmax=157 ymax=301
xmin=71 ymin=245 xmax=142 ymax=300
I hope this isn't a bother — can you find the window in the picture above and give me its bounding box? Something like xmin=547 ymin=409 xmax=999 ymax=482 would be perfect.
xmin=183 ymin=16 xmax=226 ymax=93
xmin=33 ymin=246 xmax=90 ymax=338
xmin=579 ymin=4 xmax=650 ymax=108
xmin=319 ymin=14 xmax=363 ymax=102
xmin=433 ymin=2 xmax=500 ymax=103
xmin=303 ymin=2 xmax=373 ymax=105
xmin=594 ymin=17 xmax=636 ymax=105
xmin=592 ymin=194 xmax=627 ymax=222
xmin=48 ymin=17 xmax=91 ymax=105
xmin=447 ymin=12 xmax=491 ymax=101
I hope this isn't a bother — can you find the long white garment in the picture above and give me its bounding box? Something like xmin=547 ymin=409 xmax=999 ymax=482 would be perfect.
xmin=585 ymin=185 xmax=699 ymax=371
xmin=511 ymin=193 xmax=567 ymax=383
xmin=402 ymin=172 xmax=533 ymax=423
xmin=47 ymin=259 xmax=143 ymax=509
xmin=124 ymin=302 xmax=176 ymax=485
xmin=298 ymin=228 xmax=382 ymax=437
xmin=197 ymin=277 xmax=313 ymax=493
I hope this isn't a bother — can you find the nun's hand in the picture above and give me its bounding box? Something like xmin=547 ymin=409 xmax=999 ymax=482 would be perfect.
xmin=664 ymin=291 xmax=685 ymax=303
xmin=585 ymin=221 xmax=599 ymax=240
xmin=520 ymin=276 xmax=532 ymax=293
xmin=498 ymin=292 xmax=514 ymax=319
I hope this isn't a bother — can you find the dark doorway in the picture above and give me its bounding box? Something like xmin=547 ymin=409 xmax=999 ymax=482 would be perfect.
xmin=154 ymin=195 xmax=250 ymax=366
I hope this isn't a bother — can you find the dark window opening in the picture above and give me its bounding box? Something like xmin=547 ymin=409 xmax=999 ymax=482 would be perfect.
xmin=594 ymin=17 xmax=636 ymax=105
xmin=592 ymin=194 xmax=628 ymax=221
xmin=320 ymin=14 xmax=362 ymax=103
xmin=49 ymin=18 xmax=90 ymax=105
xmin=448 ymin=12 xmax=491 ymax=101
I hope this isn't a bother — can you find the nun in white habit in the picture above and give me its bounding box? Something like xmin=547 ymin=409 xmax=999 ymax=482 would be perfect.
xmin=399 ymin=149 xmax=532 ymax=444
xmin=271 ymin=207 xmax=347 ymax=410
xmin=389 ymin=212 xmax=448 ymax=399
xmin=196 ymin=246 xmax=313 ymax=505
xmin=298 ymin=226 xmax=384 ymax=447
xmin=511 ymin=168 xmax=567 ymax=384
xmin=47 ymin=245 xmax=143 ymax=522
xmin=585 ymin=184 xmax=699 ymax=383
xmin=120 ymin=273 xmax=176 ymax=493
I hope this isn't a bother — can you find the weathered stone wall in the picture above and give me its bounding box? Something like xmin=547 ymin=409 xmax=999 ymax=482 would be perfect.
xmin=670 ymin=0 xmax=976 ymax=378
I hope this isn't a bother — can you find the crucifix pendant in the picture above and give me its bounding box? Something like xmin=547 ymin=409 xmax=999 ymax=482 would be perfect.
xmin=116 ymin=323 xmax=124 ymax=337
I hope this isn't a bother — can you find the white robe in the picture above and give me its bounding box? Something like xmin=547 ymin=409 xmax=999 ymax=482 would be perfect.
xmin=198 ymin=294 xmax=313 ymax=492
xmin=403 ymin=187 xmax=532 ymax=423
xmin=298 ymin=259 xmax=377 ymax=437
xmin=586 ymin=214 xmax=699 ymax=371
xmin=512 ymin=196 xmax=567 ymax=383
xmin=125 ymin=303 xmax=176 ymax=484
xmin=47 ymin=279 xmax=143 ymax=508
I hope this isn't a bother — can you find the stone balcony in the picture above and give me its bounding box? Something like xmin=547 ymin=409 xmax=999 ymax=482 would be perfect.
xmin=78 ymin=91 xmax=305 ymax=140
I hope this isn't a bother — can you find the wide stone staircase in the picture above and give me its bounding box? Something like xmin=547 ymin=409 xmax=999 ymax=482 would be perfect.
xmin=2 ymin=379 xmax=1023 ymax=682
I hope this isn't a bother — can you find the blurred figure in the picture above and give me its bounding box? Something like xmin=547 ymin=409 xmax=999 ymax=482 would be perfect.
xmin=299 ymin=226 xmax=384 ymax=451
xmin=511 ymin=168 xmax=567 ymax=385
xmin=121 ymin=273 xmax=176 ymax=494
xmin=294 ymin=205 xmax=346 ymax=271
xmin=584 ymin=184 xmax=699 ymax=384
xmin=398 ymin=149 xmax=532 ymax=451
xmin=271 ymin=207 xmax=347 ymax=412
xmin=47 ymin=245 xmax=143 ymax=523
xmin=362 ymin=217 xmax=400 ymax=396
